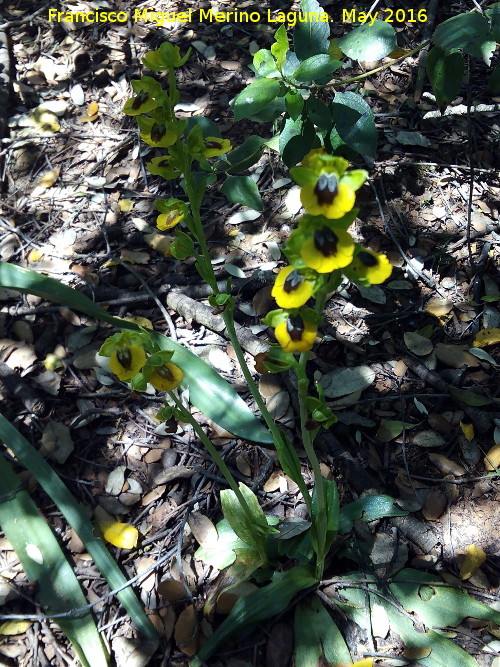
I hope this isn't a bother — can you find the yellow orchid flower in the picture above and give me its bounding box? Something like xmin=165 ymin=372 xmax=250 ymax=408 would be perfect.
xmin=275 ymin=312 xmax=317 ymax=353
xmin=109 ymin=345 xmax=146 ymax=381
xmin=272 ymin=266 xmax=313 ymax=309
xmin=149 ymin=363 xmax=183 ymax=391
xmin=301 ymin=226 xmax=355 ymax=273
xmin=345 ymin=248 xmax=392 ymax=284
xmin=202 ymin=136 xmax=232 ymax=158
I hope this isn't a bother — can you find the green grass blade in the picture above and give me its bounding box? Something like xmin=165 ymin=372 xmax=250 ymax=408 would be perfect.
xmin=195 ymin=565 xmax=317 ymax=662
xmin=0 ymin=413 xmax=159 ymax=642
xmin=0 ymin=261 xmax=272 ymax=444
xmin=0 ymin=454 xmax=109 ymax=667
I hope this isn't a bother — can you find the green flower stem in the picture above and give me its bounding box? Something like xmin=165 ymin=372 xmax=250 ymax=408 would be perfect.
xmin=182 ymin=167 xmax=218 ymax=293
xmin=332 ymin=40 xmax=430 ymax=86
xmin=297 ymin=351 xmax=327 ymax=579
xmin=221 ymin=308 xmax=313 ymax=515
xmin=168 ymin=391 xmax=266 ymax=560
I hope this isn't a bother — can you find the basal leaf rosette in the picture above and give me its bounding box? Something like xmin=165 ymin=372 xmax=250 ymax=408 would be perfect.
xmin=155 ymin=198 xmax=188 ymax=230
xmin=343 ymin=247 xmax=393 ymax=285
xmin=271 ymin=266 xmax=315 ymax=309
xmin=99 ymin=332 xmax=149 ymax=381
xmin=291 ymin=149 xmax=367 ymax=219
xmin=123 ymin=76 xmax=163 ymax=116
xmin=264 ymin=308 xmax=319 ymax=354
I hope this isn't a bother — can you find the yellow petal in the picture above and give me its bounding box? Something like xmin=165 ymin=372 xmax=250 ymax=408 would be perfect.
xmin=36 ymin=167 xmax=60 ymax=188
xmin=87 ymin=101 xmax=99 ymax=116
xmin=118 ymin=199 xmax=134 ymax=212
xmin=473 ymin=328 xmax=500 ymax=348
xmin=0 ymin=620 xmax=32 ymax=635
xmin=484 ymin=443 xmax=500 ymax=471
xmin=459 ymin=421 xmax=474 ymax=441
xmin=459 ymin=544 xmax=486 ymax=580
xmin=99 ymin=521 xmax=138 ymax=549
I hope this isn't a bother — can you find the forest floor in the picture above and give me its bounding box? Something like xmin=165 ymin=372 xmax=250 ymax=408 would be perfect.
xmin=0 ymin=0 xmax=499 ymax=665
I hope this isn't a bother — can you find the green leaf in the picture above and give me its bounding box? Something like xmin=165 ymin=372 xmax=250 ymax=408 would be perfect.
xmin=195 ymin=566 xmax=317 ymax=662
xmin=488 ymin=62 xmax=500 ymax=94
xmin=278 ymin=116 xmax=303 ymax=154
xmin=376 ymin=419 xmax=416 ymax=442
xmin=339 ymin=494 xmax=408 ymax=533
xmin=195 ymin=518 xmax=248 ymax=569
xmin=426 ymin=46 xmax=464 ymax=112
xmin=219 ymin=135 xmax=265 ymax=173
xmin=170 ymin=230 xmax=194 ymax=260
xmin=331 ymin=91 xmax=377 ymax=158
xmin=184 ymin=116 xmax=221 ymax=139
xmin=221 ymin=483 xmax=272 ymax=549
xmin=233 ymin=79 xmax=281 ymax=121
xmin=282 ymin=119 xmax=317 ymax=167
xmin=0 ymin=454 xmax=109 ymax=667
xmin=293 ymin=54 xmax=342 ymax=82
xmin=294 ymin=0 xmax=330 ymax=61
xmin=271 ymin=25 xmax=289 ymax=70
xmin=248 ymin=96 xmax=286 ymax=122
xmin=312 ymin=477 xmax=339 ymax=554
xmin=0 ymin=262 xmax=273 ymax=444
xmin=338 ymin=20 xmax=397 ymax=61
xmin=253 ymin=49 xmax=280 ymax=78
xmin=285 ymin=91 xmax=304 ymax=120
xmin=0 ymin=413 xmax=158 ymax=643
xmin=485 ymin=3 xmax=500 ymax=41
xmin=305 ymin=97 xmax=332 ymax=130
xmin=294 ymin=596 xmax=351 ymax=667
xmin=335 ymin=572 xmax=487 ymax=667
xmin=221 ymin=175 xmax=263 ymax=211
xmin=449 ymin=386 xmax=495 ymax=407
xmin=433 ymin=12 xmax=496 ymax=65
xmin=389 ymin=569 xmax=500 ymax=628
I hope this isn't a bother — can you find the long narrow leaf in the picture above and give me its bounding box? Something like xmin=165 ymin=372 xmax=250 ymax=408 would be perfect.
xmin=0 ymin=261 xmax=272 ymax=444
xmin=0 ymin=413 xmax=159 ymax=642
xmin=0 ymin=454 xmax=109 ymax=667
xmin=195 ymin=565 xmax=317 ymax=662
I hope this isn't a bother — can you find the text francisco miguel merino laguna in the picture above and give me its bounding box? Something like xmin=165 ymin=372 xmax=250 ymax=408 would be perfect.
xmin=48 ymin=8 xmax=347 ymax=26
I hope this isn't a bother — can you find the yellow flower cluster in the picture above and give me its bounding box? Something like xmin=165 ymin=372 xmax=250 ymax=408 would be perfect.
xmin=268 ymin=148 xmax=393 ymax=355
xmin=101 ymin=334 xmax=183 ymax=391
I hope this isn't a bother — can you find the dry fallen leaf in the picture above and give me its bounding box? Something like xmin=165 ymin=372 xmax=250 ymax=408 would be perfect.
xmin=473 ymin=328 xmax=500 ymax=348
xmin=174 ymin=605 xmax=199 ymax=656
xmin=484 ymin=443 xmax=500 ymax=471
xmin=422 ymin=488 xmax=447 ymax=521
xmin=36 ymin=167 xmax=60 ymax=188
xmin=157 ymin=578 xmax=190 ymax=603
xmin=460 ymin=544 xmax=487 ymax=580
xmin=187 ymin=512 xmax=218 ymax=547
xmin=460 ymin=421 xmax=474 ymax=442
xmin=425 ymin=298 xmax=453 ymax=318
xmin=428 ymin=453 xmax=466 ymax=476
xmin=87 ymin=101 xmax=99 ymax=116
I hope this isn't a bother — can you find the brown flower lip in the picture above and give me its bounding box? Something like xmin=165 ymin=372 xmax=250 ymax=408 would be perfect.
xmin=314 ymin=173 xmax=338 ymax=205
xmin=132 ymin=91 xmax=149 ymax=110
xmin=283 ymin=269 xmax=303 ymax=294
xmin=287 ymin=314 xmax=305 ymax=341
xmin=117 ymin=348 xmax=132 ymax=370
xmin=151 ymin=123 xmax=166 ymax=142
xmin=358 ymin=250 xmax=379 ymax=267
xmin=314 ymin=227 xmax=338 ymax=256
